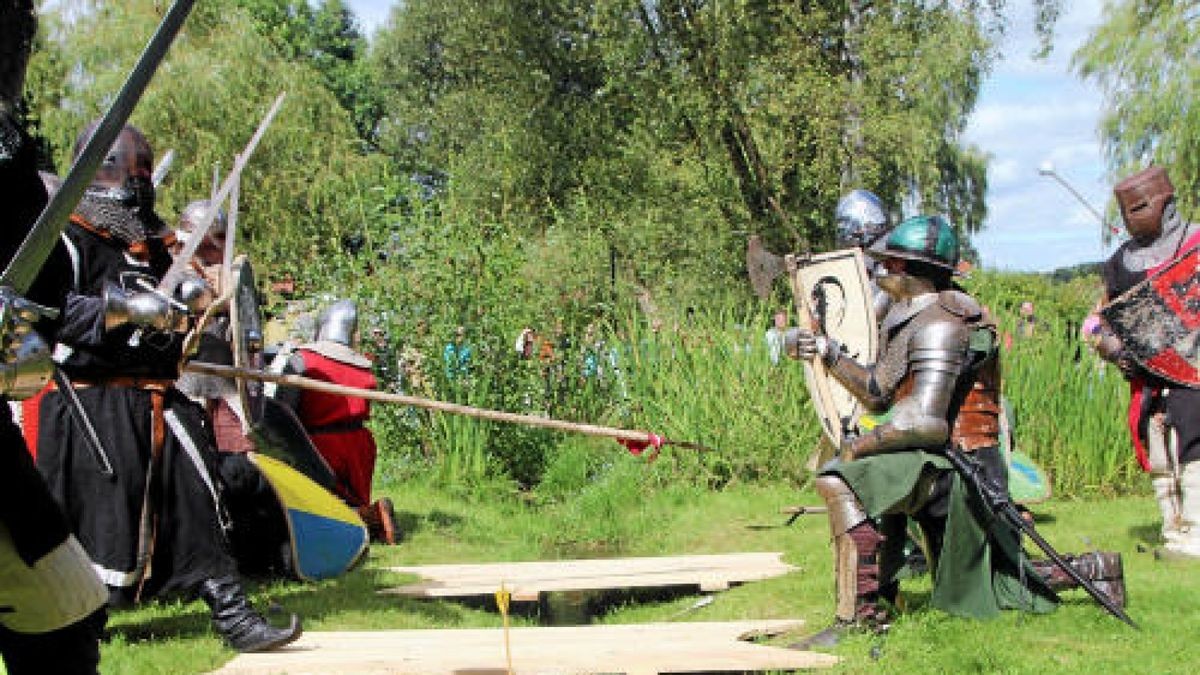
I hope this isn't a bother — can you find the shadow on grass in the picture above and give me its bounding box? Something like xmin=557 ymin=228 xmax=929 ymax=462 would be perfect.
xmin=437 ymin=583 xmax=711 ymax=625
xmin=106 ymin=567 xmax=475 ymax=644
xmin=1128 ymin=522 xmax=1161 ymax=544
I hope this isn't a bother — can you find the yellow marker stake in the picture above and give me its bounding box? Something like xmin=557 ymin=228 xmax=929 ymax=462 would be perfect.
xmin=495 ymin=581 xmax=513 ymax=674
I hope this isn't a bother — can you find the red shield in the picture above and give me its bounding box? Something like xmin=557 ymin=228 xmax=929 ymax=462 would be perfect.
xmin=1102 ymin=245 xmax=1200 ymax=387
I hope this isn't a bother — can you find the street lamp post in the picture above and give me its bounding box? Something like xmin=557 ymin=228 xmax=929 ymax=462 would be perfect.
xmin=1037 ymin=161 xmax=1119 ymax=236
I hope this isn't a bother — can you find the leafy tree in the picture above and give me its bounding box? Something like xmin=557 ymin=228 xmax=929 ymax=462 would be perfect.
xmin=26 ymin=0 xmax=396 ymax=289
xmin=369 ymin=0 xmax=1028 ymax=305
xmin=1072 ymin=0 xmax=1199 ymax=216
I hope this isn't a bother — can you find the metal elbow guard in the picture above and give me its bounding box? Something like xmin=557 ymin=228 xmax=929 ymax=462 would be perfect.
xmin=0 ymin=332 xmax=54 ymax=399
xmin=175 ymin=273 xmax=215 ymax=314
xmin=103 ymin=282 xmax=179 ymax=331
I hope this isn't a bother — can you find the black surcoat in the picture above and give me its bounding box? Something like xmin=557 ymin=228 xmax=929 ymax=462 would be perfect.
xmin=36 ymin=208 xmax=237 ymax=602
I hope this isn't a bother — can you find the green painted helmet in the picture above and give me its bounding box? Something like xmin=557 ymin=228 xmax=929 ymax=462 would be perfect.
xmin=868 ymin=215 xmax=959 ymax=271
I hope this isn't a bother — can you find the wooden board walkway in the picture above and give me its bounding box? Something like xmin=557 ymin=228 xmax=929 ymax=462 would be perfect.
xmin=213 ymin=619 xmax=838 ymax=674
xmin=380 ymin=552 xmax=797 ymax=602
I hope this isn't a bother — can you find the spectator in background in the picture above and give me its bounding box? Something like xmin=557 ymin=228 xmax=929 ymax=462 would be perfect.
xmin=443 ymin=325 xmax=473 ymax=382
xmin=1017 ymin=301 xmax=1038 ymax=339
xmin=765 ymin=310 xmax=789 ymax=365
xmin=514 ymin=326 xmax=537 ymax=359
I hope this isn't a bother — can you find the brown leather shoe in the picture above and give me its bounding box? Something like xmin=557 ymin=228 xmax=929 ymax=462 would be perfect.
xmin=358 ymin=498 xmax=398 ymax=545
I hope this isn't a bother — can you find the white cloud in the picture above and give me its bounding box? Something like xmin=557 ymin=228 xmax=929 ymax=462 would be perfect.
xmin=964 ymin=0 xmax=1118 ymax=271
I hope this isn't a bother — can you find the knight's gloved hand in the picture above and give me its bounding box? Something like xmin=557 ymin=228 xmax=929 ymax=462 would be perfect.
xmin=838 ymin=436 xmax=859 ymax=463
xmin=783 ymin=327 xmax=838 ymax=364
xmin=175 ymin=273 xmax=215 ymax=314
xmin=0 ymin=287 xmax=59 ymax=398
xmin=1113 ymin=349 xmax=1139 ymax=380
xmin=103 ymin=282 xmax=184 ymax=331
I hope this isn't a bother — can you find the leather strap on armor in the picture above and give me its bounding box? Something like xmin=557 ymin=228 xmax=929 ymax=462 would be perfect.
xmin=952 ymin=355 xmax=1001 ymax=451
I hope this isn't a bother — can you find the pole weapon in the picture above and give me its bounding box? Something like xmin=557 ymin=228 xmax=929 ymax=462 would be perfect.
xmin=183 ymin=361 xmax=716 ymax=456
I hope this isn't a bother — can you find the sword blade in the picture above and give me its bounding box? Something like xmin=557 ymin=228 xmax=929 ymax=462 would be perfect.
xmin=0 ymin=0 xmax=198 ymax=294
xmin=158 ymin=92 xmax=285 ymax=296
xmin=151 ymin=148 xmax=176 ymax=188
xmin=944 ymin=447 xmax=1138 ymax=629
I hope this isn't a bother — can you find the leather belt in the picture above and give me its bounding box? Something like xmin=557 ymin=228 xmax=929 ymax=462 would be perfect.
xmin=307 ymin=420 xmax=365 ymax=435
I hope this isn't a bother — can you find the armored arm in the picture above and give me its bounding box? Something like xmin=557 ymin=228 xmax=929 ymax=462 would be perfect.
xmin=842 ymin=319 xmax=967 ymax=460
xmin=784 ymin=327 xmax=891 ymax=410
xmin=0 ymin=288 xmax=57 ymax=398
xmin=271 ymin=351 xmax=306 ymax=412
xmin=101 ymin=271 xmax=213 ymax=332
xmin=1085 ymin=297 xmax=1136 ymax=378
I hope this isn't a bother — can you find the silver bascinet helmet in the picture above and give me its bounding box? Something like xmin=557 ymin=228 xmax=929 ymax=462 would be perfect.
xmin=315 ymin=299 xmax=358 ymax=347
xmin=176 ymin=199 xmax=228 ymax=243
xmin=834 ymin=189 xmax=888 ymax=248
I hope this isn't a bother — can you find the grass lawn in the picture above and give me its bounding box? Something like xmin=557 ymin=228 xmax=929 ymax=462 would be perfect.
xmin=76 ymin=480 xmax=1200 ymax=673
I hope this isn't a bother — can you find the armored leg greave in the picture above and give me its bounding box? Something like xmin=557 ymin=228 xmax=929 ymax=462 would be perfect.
xmin=199 ymin=576 xmax=302 ymax=652
xmin=1032 ymin=552 xmax=1126 ymax=609
xmin=814 ymin=475 xmax=889 ymax=626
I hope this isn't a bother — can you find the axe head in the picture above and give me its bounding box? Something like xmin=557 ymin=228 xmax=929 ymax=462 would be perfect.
xmin=746 ymin=235 xmax=785 ymax=299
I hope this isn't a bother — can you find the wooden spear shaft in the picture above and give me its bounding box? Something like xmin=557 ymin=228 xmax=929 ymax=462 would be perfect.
xmin=183 ymin=361 xmax=707 ymax=450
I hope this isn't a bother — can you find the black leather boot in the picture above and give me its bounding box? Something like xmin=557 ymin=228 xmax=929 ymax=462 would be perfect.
xmin=199 ymin=576 xmax=302 ymax=652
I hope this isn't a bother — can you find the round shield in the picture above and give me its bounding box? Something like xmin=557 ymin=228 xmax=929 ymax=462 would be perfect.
xmin=230 ymin=255 xmax=266 ymax=428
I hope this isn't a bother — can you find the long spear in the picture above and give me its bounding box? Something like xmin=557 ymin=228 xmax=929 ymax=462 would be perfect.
xmin=183 ymin=361 xmax=715 ymax=457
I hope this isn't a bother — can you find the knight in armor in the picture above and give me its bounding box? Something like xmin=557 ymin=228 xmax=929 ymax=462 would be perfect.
xmin=172 ymin=200 xmax=254 ymax=451
xmin=788 ymin=216 xmax=1124 ymax=646
xmin=0 ymin=5 xmax=108 ymax=669
xmin=274 ymin=299 xmax=398 ymax=544
xmin=34 ymin=121 xmax=301 ymax=652
xmin=1090 ymin=166 xmax=1200 ymax=560
xmin=834 ymin=188 xmax=892 ymax=320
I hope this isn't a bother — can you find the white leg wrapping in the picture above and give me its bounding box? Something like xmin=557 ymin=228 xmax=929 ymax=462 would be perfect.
xmin=1146 ymin=414 xmax=1183 ymax=543
xmin=1163 ymin=461 xmax=1200 ymax=559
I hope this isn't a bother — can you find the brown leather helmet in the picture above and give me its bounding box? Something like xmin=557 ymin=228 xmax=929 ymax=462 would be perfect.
xmin=1114 ymin=166 xmax=1174 ymax=242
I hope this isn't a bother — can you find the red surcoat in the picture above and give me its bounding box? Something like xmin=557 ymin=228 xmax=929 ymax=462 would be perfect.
xmin=295 ymin=348 xmax=378 ymax=506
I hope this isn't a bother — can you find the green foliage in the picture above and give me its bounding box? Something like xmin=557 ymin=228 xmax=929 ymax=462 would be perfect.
xmin=25 ymin=0 xmax=396 ymax=285
xmin=368 ymin=0 xmax=1016 ymax=298
xmin=1073 ymin=0 xmax=1200 ymax=217
xmin=963 ymin=270 xmax=1138 ymax=495
xmin=97 ymin=483 xmax=1199 ymax=674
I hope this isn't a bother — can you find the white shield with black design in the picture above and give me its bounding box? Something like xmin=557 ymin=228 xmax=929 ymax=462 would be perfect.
xmin=787 ymin=248 xmax=878 ymax=445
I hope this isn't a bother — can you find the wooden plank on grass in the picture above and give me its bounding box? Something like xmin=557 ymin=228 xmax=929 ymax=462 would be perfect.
xmin=213 ymin=619 xmax=838 ymax=674
xmin=380 ymin=552 xmax=796 ymax=601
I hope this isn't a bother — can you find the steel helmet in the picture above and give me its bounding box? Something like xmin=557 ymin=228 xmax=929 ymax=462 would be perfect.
xmin=316 ymin=299 xmax=359 ymax=347
xmin=868 ymin=215 xmax=959 ymax=271
xmin=835 ymin=189 xmax=889 ymax=248
xmin=1114 ymin=165 xmax=1174 ymax=242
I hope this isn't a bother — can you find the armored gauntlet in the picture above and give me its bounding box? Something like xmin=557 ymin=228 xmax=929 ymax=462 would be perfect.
xmin=0 ymin=287 xmax=57 ymax=398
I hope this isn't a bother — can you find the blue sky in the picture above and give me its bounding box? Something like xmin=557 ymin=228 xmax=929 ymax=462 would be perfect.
xmin=346 ymin=0 xmax=1117 ymax=272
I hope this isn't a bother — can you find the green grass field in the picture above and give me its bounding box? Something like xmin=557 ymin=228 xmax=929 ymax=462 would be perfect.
xmin=87 ymin=474 xmax=1199 ymax=674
